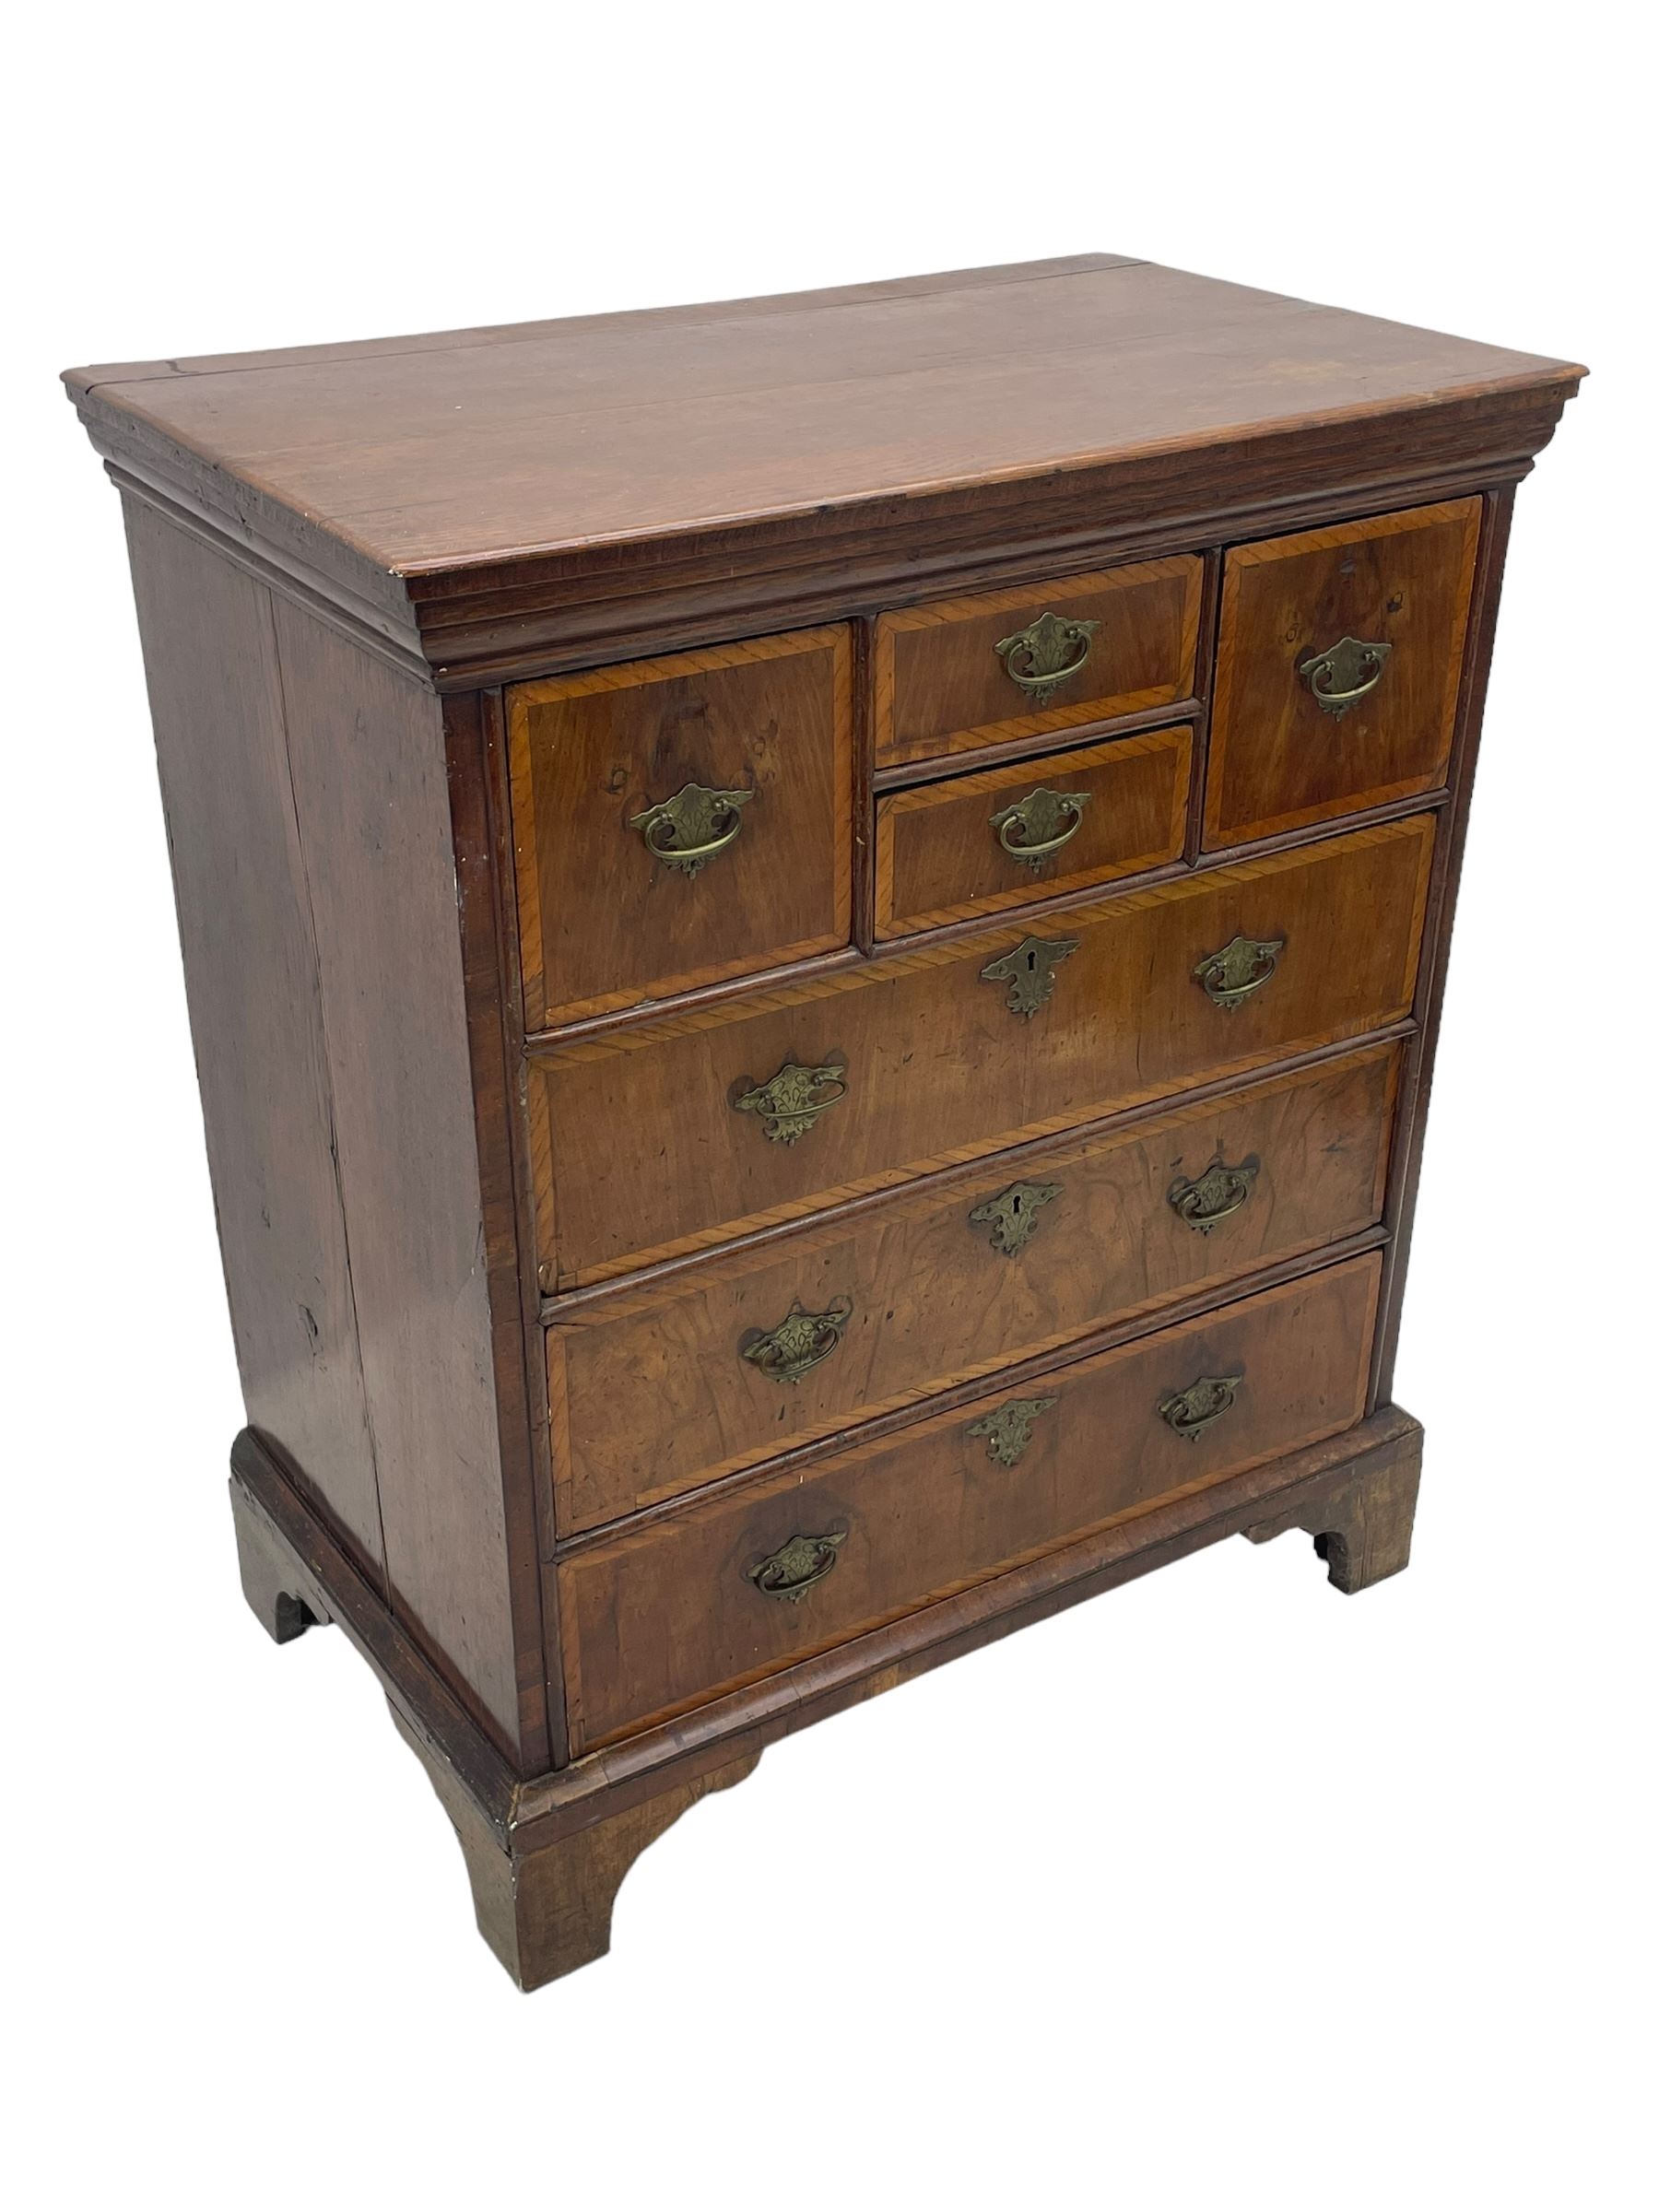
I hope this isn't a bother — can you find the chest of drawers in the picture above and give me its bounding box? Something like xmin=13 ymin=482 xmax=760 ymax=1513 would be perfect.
xmin=65 ymin=255 xmax=1583 ymax=1988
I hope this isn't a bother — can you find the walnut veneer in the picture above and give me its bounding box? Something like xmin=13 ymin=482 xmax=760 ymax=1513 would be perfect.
xmin=65 ymin=254 xmax=1583 ymax=1989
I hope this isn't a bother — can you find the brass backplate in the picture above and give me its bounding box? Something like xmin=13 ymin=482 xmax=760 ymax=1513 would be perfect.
xmin=966 ymin=1394 xmax=1057 ymax=1467
xmin=980 ymin=935 xmax=1079 ymax=1018
xmin=969 ymin=1179 xmax=1062 ymax=1257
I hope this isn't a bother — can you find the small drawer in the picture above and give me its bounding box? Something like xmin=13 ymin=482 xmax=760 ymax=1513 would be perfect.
xmin=875 ymin=557 xmax=1203 ymax=770
xmin=1205 ymin=499 xmax=1481 ymax=850
xmin=507 ymin=626 xmax=853 ymax=1029
xmin=548 ymin=1044 xmax=1398 ymax=1533
xmin=529 ymin=813 xmax=1435 ymax=1289
xmin=874 ymin=727 xmax=1192 ymax=940
xmin=559 ymin=1254 xmax=1381 ymax=1748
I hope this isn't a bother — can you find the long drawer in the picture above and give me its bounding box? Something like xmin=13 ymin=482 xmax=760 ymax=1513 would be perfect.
xmin=559 ymin=1254 xmax=1382 ymax=1750
xmin=548 ymin=1043 xmax=1399 ymax=1532
xmin=529 ymin=814 xmax=1434 ymax=1288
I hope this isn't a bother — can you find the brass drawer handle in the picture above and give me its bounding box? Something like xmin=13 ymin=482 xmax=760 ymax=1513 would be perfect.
xmin=629 ymin=781 xmax=753 ymax=877
xmin=1167 ymin=1157 xmax=1258 ymax=1233
xmin=1193 ymin=933 xmax=1283 ymax=1010
xmin=734 ymin=1059 xmax=847 ymax=1144
xmin=742 ymin=1295 xmax=853 ymax=1384
xmin=980 ymin=934 xmax=1079 ymax=1018
xmin=990 ymin=784 xmax=1092 ymax=870
xmin=1299 ymin=635 xmax=1393 ymax=721
xmin=994 ymin=611 xmax=1100 ymax=707
xmin=970 ymin=1177 xmax=1062 ymax=1257
xmin=1159 ymin=1372 xmax=1243 ymax=1441
xmin=967 ymin=1394 xmax=1057 ymax=1467
xmin=747 ymin=1530 xmax=845 ymax=1603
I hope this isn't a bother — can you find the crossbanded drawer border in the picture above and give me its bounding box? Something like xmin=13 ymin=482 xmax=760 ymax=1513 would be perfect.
xmin=524 ymin=815 xmax=1436 ymax=1290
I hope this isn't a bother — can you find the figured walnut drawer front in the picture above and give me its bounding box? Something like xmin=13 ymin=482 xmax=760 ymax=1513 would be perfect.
xmin=530 ymin=814 xmax=1434 ymax=1288
xmin=559 ymin=1253 xmax=1382 ymax=1748
xmin=1205 ymin=499 xmax=1480 ymax=850
xmin=549 ymin=1045 xmax=1398 ymax=1533
xmin=875 ymin=557 xmax=1202 ymax=770
xmin=507 ymin=626 xmax=853 ymax=1029
xmin=874 ymin=726 xmax=1192 ymax=940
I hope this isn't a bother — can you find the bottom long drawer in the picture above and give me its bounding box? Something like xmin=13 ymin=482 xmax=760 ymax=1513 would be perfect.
xmin=559 ymin=1252 xmax=1382 ymax=1750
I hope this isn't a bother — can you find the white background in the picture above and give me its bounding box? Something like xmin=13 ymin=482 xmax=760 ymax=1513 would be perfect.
xmin=6 ymin=6 xmax=1652 ymax=2206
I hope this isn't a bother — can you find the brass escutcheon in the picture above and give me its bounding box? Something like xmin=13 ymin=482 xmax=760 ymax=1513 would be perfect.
xmin=980 ymin=934 xmax=1079 ymax=1018
xmin=994 ymin=611 xmax=1100 ymax=706
xmin=967 ymin=1394 xmax=1057 ymax=1468
xmin=1166 ymin=1156 xmax=1258 ymax=1233
xmin=1193 ymin=934 xmax=1284 ymax=1010
xmin=1158 ymin=1372 xmax=1243 ymax=1440
xmin=742 ymin=1295 xmax=853 ymax=1384
xmin=733 ymin=1059 xmax=848 ymax=1144
xmin=629 ymin=781 xmax=753 ymax=876
xmin=970 ymin=1178 xmax=1062 ymax=1258
xmin=747 ymin=1530 xmax=845 ymax=1603
xmin=1298 ymin=635 xmax=1393 ymax=721
xmin=989 ymin=784 xmax=1092 ymax=870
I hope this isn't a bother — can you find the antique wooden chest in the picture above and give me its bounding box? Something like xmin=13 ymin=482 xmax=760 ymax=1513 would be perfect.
xmin=65 ymin=256 xmax=1583 ymax=1986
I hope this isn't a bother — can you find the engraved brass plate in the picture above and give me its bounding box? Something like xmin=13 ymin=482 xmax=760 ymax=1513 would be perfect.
xmin=980 ymin=935 xmax=1079 ymax=1018
xmin=1298 ymin=635 xmax=1393 ymax=721
xmin=989 ymin=784 xmax=1092 ymax=871
xmin=742 ymin=1295 xmax=854 ymax=1384
xmin=747 ymin=1529 xmax=845 ymax=1602
xmin=994 ymin=611 xmax=1100 ymax=706
xmin=966 ymin=1394 xmax=1057 ymax=1467
xmin=1166 ymin=1156 xmax=1258 ymax=1233
xmin=1193 ymin=934 xmax=1283 ymax=1010
xmin=1158 ymin=1372 xmax=1243 ymax=1440
xmin=970 ymin=1178 xmax=1062 ymax=1257
xmin=629 ymin=781 xmax=753 ymax=876
xmin=733 ymin=1059 xmax=848 ymax=1144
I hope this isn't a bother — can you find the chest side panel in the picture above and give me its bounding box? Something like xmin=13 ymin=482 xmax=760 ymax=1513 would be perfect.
xmin=266 ymin=599 xmax=541 ymax=1760
xmin=122 ymin=497 xmax=384 ymax=1573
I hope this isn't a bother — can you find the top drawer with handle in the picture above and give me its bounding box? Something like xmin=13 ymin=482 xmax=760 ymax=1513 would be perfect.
xmin=1204 ymin=499 xmax=1480 ymax=850
xmin=508 ymin=625 xmax=853 ymax=1030
xmin=875 ymin=557 xmax=1203 ymax=770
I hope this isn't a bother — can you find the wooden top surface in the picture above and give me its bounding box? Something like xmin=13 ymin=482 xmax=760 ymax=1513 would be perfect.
xmin=65 ymin=255 xmax=1583 ymax=581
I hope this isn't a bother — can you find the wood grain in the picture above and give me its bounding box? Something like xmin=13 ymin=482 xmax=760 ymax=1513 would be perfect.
xmin=66 ymin=258 xmax=1581 ymax=584
xmin=507 ymin=626 xmax=853 ymax=1029
xmin=71 ymin=253 xmax=1583 ymax=1989
xmin=874 ymin=725 xmax=1192 ymax=938
xmin=268 ymin=597 xmax=539 ymax=1760
xmin=1370 ymin=485 xmax=1516 ymax=1408
xmin=559 ymin=1255 xmax=1382 ymax=1750
xmin=121 ymin=498 xmax=384 ymax=1574
xmin=1205 ymin=499 xmax=1481 ymax=848
xmin=548 ymin=1043 xmax=1400 ymax=1533
xmin=231 ymin=1399 xmax=1425 ymax=1853
xmin=874 ymin=557 xmax=1201 ymax=766
xmin=392 ymin=1704 xmax=759 ymax=1990
xmin=529 ymin=815 xmax=1436 ymax=1288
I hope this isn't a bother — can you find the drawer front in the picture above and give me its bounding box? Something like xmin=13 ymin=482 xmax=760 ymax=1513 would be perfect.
xmin=550 ymin=1044 xmax=1399 ymax=1532
xmin=560 ymin=1255 xmax=1382 ymax=1748
xmin=874 ymin=726 xmax=1192 ymax=939
xmin=1205 ymin=500 xmax=1480 ymax=850
xmin=531 ymin=814 xmax=1434 ymax=1288
xmin=875 ymin=557 xmax=1202 ymax=770
xmin=507 ymin=626 xmax=853 ymax=1029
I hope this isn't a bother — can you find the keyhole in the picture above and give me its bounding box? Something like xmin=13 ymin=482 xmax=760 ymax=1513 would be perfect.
xmin=1010 ymin=1193 xmax=1024 ymax=1218
xmin=1026 ymin=949 xmax=1039 ymax=972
